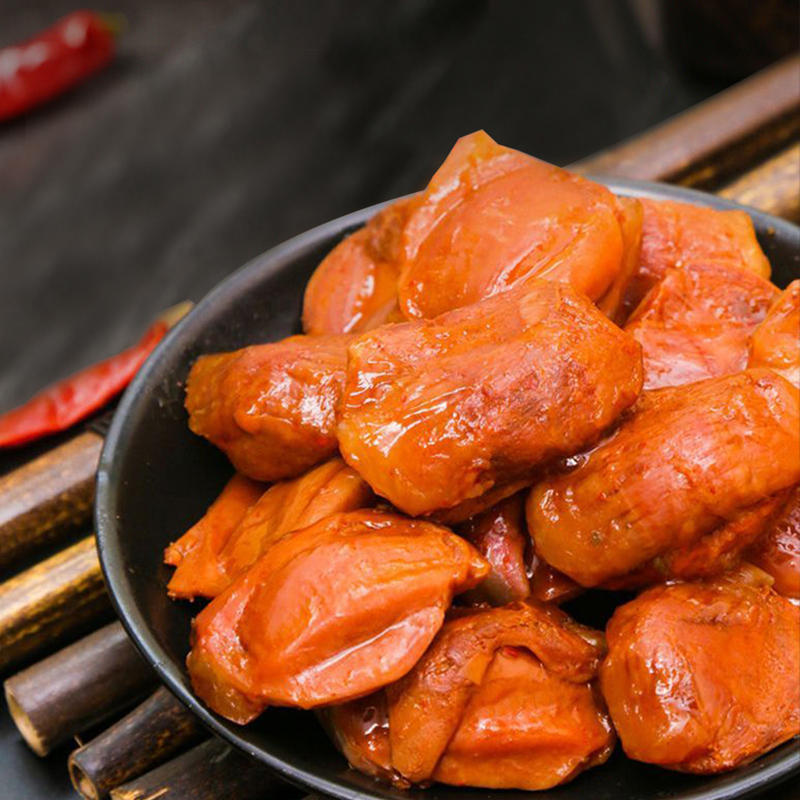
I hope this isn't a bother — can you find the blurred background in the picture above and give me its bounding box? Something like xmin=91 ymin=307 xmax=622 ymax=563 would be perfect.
xmin=0 ymin=0 xmax=796 ymax=414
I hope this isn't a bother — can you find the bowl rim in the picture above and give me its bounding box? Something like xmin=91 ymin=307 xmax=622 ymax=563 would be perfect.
xmin=95 ymin=177 xmax=800 ymax=800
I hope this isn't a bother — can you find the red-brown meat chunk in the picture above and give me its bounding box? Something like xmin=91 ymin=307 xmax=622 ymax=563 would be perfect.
xmin=338 ymin=279 xmax=643 ymax=516
xmin=187 ymin=510 xmax=488 ymax=723
xmin=302 ymin=197 xmax=418 ymax=334
xmin=165 ymin=458 xmax=373 ymax=599
xmin=747 ymin=485 xmax=800 ymax=598
xmin=326 ymin=601 xmax=613 ymax=790
xmin=457 ymin=494 xmax=530 ymax=606
xmin=625 ymin=263 xmax=778 ymax=389
xmin=600 ymin=573 xmax=800 ymax=773
xmin=624 ymin=197 xmax=771 ymax=311
xmin=396 ymin=131 xmax=637 ymax=319
xmin=185 ymin=334 xmax=349 ymax=481
xmin=748 ymin=280 xmax=800 ymax=389
xmin=527 ymin=370 xmax=800 ymax=587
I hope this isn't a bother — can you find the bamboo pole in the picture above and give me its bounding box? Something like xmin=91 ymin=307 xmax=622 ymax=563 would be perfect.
xmin=0 ymin=431 xmax=102 ymax=573
xmin=3 ymin=622 xmax=155 ymax=756
xmin=572 ymin=54 xmax=800 ymax=189
xmin=109 ymin=738 xmax=302 ymax=800
xmin=0 ymin=535 xmax=111 ymax=672
xmin=718 ymin=142 xmax=800 ymax=222
xmin=69 ymin=687 xmax=205 ymax=800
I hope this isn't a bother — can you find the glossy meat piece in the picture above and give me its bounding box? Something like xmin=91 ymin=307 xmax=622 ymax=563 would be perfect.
xmin=431 ymin=646 xmax=612 ymax=789
xmin=164 ymin=473 xmax=264 ymax=594
xmin=595 ymin=196 xmax=644 ymax=324
xmin=529 ymin=553 xmax=583 ymax=603
xmin=625 ymin=197 xmax=771 ymax=311
xmin=397 ymin=131 xmax=631 ymax=319
xmin=605 ymin=492 xmax=790 ymax=590
xmin=748 ymin=485 xmax=800 ymax=598
xmin=427 ymin=479 xmax=531 ymax=525
xmin=528 ymin=370 xmax=800 ymax=587
xmin=187 ymin=510 xmax=488 ymax=722
xmin=326 ymin=602 xmax=612 ymax=790
xmin=458 ymin=494 xmax=530 ymax=605
xmin=386 ymin=602 xmax=608 ymax=785
xmin=185 ymin=334 xmax=349 ymax=481
xmin=166 ymin=458 xmax=373 ymax=599
xmin=625 ymin=263 xmax=778 ymax=389
xmin=339 ymin=280 xmax=643 ymax=516
xmin=748 ymin=280 xmax=800 ymax=389
xmin=600 ymin=575 xmax=800 ymax=773
xmin=324 ymin=693 xmax=401 ymax=787
xmin=302 ymin=197 xmax=418 ymax=335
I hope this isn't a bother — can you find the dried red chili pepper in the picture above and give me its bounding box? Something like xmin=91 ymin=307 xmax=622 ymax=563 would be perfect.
xmin=0 ymin=319 xmax=168 ymax=448
xmin=0 ymin=11 xmax=119 ymax=122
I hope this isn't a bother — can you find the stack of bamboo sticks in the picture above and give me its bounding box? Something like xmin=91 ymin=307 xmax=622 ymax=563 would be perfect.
xmin=0 ymin=54 xmax=797 ymax=800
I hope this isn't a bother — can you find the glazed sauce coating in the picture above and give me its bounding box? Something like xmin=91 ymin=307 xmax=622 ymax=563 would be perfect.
xmin=338 ymin=279 xmax=643 ymax=516
xmin=184 ymin=334 xmax=350 ymax=481
xmin=397 ymin=131 xmax=630 ymax=318
xmin=528 ymin=370 xmax=800 ymax=587
xmin=625 ymin=262 xmax=778 ymax=390
xmin=165 ymin=458 xmax=373 ymax=599
xmin=187 ymin=510 xmax=488 ymax=722
xmin=624 ymin=197 xmax=771 ymax=311
xmin=600 ymin=576 xmax=800 ymax=773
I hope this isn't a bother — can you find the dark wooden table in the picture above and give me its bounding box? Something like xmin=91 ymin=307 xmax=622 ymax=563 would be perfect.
xmin=0 ymin=2 xmax=794 ymax=797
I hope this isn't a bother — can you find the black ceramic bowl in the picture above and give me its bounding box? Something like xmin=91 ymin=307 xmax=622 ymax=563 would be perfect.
xmin=96 ymin=179 xmax=800 ymax=800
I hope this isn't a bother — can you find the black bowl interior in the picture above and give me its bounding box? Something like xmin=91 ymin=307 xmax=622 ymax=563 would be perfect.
xmin=96 ymin=179 xmax=800 ymax=800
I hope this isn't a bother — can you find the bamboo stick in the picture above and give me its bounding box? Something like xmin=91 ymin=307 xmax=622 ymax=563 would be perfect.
xmin=69 ymin=687 xmax=205 ymax=800
xmin=0 ymin=431 xmax=102 ymax=573
xmin=109 ymin=738 xmax=302 ymax=800
xmin=572 ymin=54 xmax=800 ymax=189
xmin=718 ymin=142 xmax=800 ymax=222
xmin=3 ymin=622 xmax=155 ymax=756
xmin=0 ymin=535 xmax=111 ymax=672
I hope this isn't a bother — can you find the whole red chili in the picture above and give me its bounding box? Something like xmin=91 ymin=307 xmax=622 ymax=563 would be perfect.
xmin=0 ymin=10 xmax=118 ymax=121
xmin=0 ymin=321 xmax=167 ymax=448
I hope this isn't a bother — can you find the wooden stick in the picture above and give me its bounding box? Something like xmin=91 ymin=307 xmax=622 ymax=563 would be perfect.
xmin=0 ymin=535 xmax=111 ymax=672
xmin=109 ymin=738 xmax=302 ymax=800
xmin=0 ymin=431 xmax=102 ymax=573
xmin=718 ymin=142 xmax=800 ymax=222
xmin=3 ymin=622 xmax=155 ymax=756
xmin=69 ymin=687 xmax=205 ymax=800
xmin=572 ymin=54 xmax=800 ymax=188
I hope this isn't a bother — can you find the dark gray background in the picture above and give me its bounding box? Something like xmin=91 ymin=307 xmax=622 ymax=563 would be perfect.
xmin=0 ymin=1 xmax=795 ymax=798
xmin=0 ymin=0 xmax=729 ymax=414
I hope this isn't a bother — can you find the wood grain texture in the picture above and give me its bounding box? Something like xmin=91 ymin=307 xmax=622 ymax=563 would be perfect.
xmin=0 ymin=432 xmax=102 ymax=573
xmin=109 ymin=738 xmax=301 ymax=800
xmin=3 ymin=622 xmax=155 ymax=756
xmin=718 ymin=143 xmax=800 ymax=222
xmin=572 ymin=54 xmax=800 ymax=188
xmin=69 ymin=687 xmax=205 ymax=800
xmin=0 ymin=535 xmax=111 ymax=673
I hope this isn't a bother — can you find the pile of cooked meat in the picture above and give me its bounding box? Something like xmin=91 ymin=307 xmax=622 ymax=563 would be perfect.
xmin=164 ymin=131 xmax=800 ymax=791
